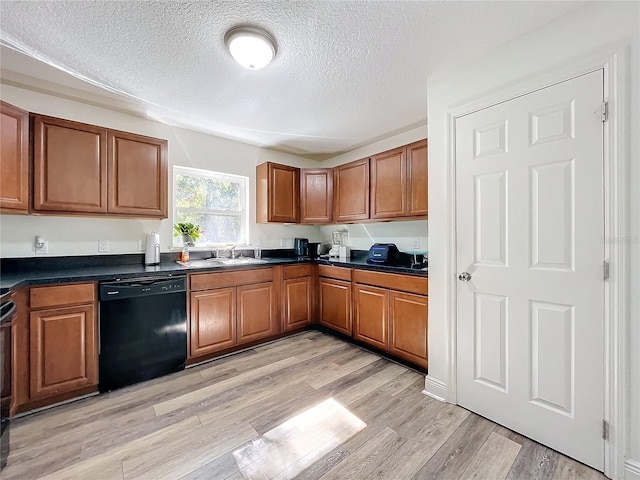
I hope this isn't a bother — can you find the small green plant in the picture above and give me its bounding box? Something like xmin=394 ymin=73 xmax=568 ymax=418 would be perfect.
xmin=173 ymin=222 xmax=202 ymax=245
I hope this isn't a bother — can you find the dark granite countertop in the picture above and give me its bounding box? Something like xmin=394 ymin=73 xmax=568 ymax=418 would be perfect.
xmin=0 ymin=250 xmax=426 ymax=292
xmin=315 ymin=257 xmax=427 ymax=276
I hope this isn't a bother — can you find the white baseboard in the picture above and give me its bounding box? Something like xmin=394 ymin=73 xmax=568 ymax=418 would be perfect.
xmin=625 ymin=460 xmax=640 ymax=480
xmin=422 ymin=375 xmax=447 ymax=402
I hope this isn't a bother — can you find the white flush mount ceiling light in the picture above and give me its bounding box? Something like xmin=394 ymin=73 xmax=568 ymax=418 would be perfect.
xmin=224 ymin=26 xmax=277 ymax=70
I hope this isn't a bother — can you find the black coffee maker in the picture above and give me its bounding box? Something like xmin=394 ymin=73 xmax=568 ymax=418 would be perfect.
xmin=294 ymin=238 xmax=309 ymax=257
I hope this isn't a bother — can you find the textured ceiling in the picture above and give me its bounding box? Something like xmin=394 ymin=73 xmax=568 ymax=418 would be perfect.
xmin=0 ymin=1 xmax=585 ymax=159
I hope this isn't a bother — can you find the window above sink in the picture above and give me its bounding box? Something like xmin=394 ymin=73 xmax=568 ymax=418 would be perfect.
xmin=173 ymin=166 xmax=249 ymax=248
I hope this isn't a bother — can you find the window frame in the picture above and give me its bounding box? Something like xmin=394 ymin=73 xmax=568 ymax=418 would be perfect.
xmin=172 ymin=165 xmax=249 ymax=248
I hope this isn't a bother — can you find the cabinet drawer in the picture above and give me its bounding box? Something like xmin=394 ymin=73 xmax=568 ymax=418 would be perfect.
xmin=283 ymin=263 xmax=313 ymax=279
xmin=317 ymin=264 xmax=352 ymax=281
xmin=352 ymin=270 xmax=428 ymax=296
xmin=190 ymin=267 xmax=274 ymax=291
xmin=30 ymin=283 xmax=95 ymax=309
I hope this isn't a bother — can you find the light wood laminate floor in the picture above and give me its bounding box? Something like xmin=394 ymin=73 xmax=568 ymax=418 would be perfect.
xmin=4 ymin=331 xmax=606 ymax=480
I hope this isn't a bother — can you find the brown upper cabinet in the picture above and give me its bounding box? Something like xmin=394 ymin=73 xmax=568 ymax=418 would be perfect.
xmin=107 ymin=130 xmax=167 ymax=217
xmin=371 ymin=139 xmax=427 ymax=219
xmin=370 ymin=147 xmax=406 ymax=219
xmin=333 ymin=158 xmax=370 ymax=223
xmin=406 ymin=139 xmax=428 ymax=216
xmin=300 ymin=168 xmax=333 ymax=224
xmin=33 ymin=115 xmax=108 ymax=214
xmin=31 ymin=114 xmax=167 ymax=218
xmin=0 ymin=101 xmax=30 ymax=213
xmin=256 ymin=162 xmax=299 ymax=223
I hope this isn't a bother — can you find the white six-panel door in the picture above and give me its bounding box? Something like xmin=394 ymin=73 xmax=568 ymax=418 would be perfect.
xmin=455 ymin=70 xmax=605 ymax=470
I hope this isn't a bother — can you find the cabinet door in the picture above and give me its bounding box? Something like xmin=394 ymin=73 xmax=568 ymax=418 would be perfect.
xmin=11 ymin=289 xmax=29 ymax=414
xmin=29 ymin=304 xmax=98 ymax=400
xmin=256 ymin=162 xmax=299 ymax=223
xmin=370 ymin=147 xmax=406 ymax=219
xmin=333 ymin=158 xmax=370 ymax=222
xmin=283 ymin=277 xmax=312 ymax=331
xmin=0 ymin=101 xmax=29 ymax=213
xmin=237 ymin=282 xmax=278 ymax=343
xmin=33 ymin=115 xmax=108 ymax=213
xmin=190 ymin=288 xmax=236 ymax=357
xmin=353 ymin=284 xmax=389 ymax=350
xmin=107 ymin=130 xmax=168 ymax=217
xmin=406 ymin=139 xmax=428 ymax=216
xmin=319 ymin=278 xmax=352 ymax=336
xmin=389 ymin=291 xmax=428 ymax=368
xmin=300 ymin=168 xmax=333 ymax=224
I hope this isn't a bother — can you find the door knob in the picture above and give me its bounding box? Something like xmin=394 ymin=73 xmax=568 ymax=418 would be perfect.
xmin=458 ymin=272 xmax=471 ymax=282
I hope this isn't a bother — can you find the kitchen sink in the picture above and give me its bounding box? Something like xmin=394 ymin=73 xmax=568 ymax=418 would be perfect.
xmin=177 ymin=258 xmax=224 ymax=268
xmin=178 ymin=257 xmax=267 ymax=268
xmin=218 ymin=257 xmax=268 ymax=265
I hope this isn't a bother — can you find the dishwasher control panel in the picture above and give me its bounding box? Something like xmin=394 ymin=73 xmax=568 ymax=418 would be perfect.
xmin=99 ymin=276 xmax=186 ymax=301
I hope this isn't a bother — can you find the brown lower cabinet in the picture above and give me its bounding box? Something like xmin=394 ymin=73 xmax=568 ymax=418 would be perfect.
xmin=237 ymin=282 xmax=278 ymax=343
xmin=29 ymin=304 xmax=98 ymax=399
xmin=282 ymin=277 xmax=313 ymax=331
xmin=351 ymin=269 xmax=428 ymax=369
xmin=389 ymin=291 xmax=428 ymax=367
xmin=13 ymin=282 xmax=98 ymax=414
xmin=189 ymin=287 xmax=236 ymax=357
xmin=188 ymin=267 xmax=279 ymax=360
xmin=319 ymin=278 xmax=352 ymax=336
xmin=282 ymin=264 xmax=314 ymax=331
xmin=353 ymin=284 xmax=389 ymax=350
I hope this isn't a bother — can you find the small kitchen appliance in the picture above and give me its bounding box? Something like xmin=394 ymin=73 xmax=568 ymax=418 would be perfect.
xmin=367 ymin=243 xmax=401 ymax=265
xmin=328 ymin=230 xmax=348 ymax=258
xmin=144 ymin=231 xmax=160 ymax=265
xmin=294 ymin=238 xmax=309 ymax=257
xmin=310 ymin=242 xmax=331 ymax=258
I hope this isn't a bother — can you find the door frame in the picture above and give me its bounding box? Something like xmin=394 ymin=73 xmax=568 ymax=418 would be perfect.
xmin=441 ymin=46 xmax=630 ymax=478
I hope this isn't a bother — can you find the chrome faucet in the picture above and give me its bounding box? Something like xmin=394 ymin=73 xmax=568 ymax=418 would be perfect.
xmin=214 ymin=245 xmax=236 ymax=259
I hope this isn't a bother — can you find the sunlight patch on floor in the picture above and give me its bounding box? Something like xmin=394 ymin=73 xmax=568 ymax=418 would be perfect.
xmin=232 ymin=398 xmax=366 ymax=479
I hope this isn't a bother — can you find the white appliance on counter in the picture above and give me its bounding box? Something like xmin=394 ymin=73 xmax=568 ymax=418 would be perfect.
xmin=144 ymin=232 xmax=160 ymax=265
xmin=328 ymin=230 xmax=350 ymax=259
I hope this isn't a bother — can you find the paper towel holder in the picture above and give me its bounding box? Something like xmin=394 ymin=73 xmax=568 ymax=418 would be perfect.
xmin=145 ymin=231 xmax=161 ymax=265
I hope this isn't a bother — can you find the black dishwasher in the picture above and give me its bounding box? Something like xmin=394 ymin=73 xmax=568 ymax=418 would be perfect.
xmin=99 ymin=275 xmax=187 ymax=392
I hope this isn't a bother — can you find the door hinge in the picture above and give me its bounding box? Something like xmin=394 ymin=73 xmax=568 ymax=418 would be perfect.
xmin=603 ymin=261 xmax=610 ymax=281
xmin=603 ymin=419 xmax=609 ymax=440
xmin=601 ymin=102 xmax=608 ymax=122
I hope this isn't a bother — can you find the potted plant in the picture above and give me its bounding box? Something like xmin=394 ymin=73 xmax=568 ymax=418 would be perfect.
xmin=173 ymin=222 xmax=202 ymax=246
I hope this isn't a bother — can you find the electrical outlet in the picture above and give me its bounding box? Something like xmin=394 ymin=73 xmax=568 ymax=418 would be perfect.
xmin=34 ymin=241 xmax=48 ymax=255
xmin=98 ymin=240 xmax=110 ymax=252
xmin=280 ymin=238 xmax=287 ymax=247
xmin=413 ymin=238 xmax=421 ymax=249
xmin=138 ymin=240 xmax=145 ymax=251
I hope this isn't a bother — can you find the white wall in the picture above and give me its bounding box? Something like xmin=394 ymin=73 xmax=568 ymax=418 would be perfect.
xmin=0 ymin=84 xmax=325 ymax=257
xmin=426 ymin=2 xmax=639 ymax=478
xmin=320 ymin=220 xmax=427 ymax=253
xmin=321 ymin=124 xmax=426 ymax=168
xmin=320 ymin=125 xmax=429 ymax=251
